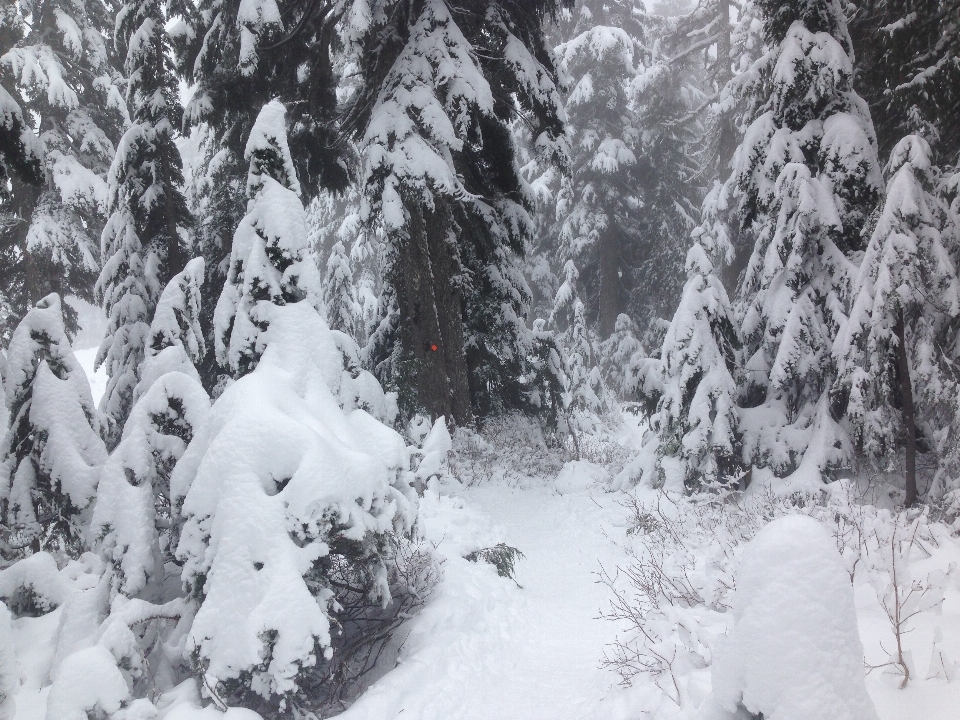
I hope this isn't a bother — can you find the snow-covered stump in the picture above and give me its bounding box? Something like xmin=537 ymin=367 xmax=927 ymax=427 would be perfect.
xmin=172 ymin=301 xmax=419 ymax=716
xmin=711 ymin=515 xmax=878 ymax=720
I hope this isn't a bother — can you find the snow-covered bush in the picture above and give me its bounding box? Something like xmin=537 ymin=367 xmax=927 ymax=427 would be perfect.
xmin=0 ymin=294 xmax=107 ymax=558
xmin=172 ymin=301 xmax=419 ymax=716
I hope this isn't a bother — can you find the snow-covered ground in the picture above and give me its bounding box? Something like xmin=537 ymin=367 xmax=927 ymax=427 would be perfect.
xmin=339 ymin=478 xmax=628 ymax=720
xmin=335 ymin=452 xmax=960 ymax=720
xmin=15 ymin=358 xmax=960 ymax=719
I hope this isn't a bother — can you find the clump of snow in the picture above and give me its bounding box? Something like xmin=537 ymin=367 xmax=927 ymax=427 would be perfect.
xmin=711 ymin=514 xmax=878 ymax=720
xmin=555 ymin=459 xmax=609 ymax=495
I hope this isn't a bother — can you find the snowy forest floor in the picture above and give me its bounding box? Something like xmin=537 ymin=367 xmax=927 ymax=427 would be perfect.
xmin=69 ymin=352 xmax=960 ymax=720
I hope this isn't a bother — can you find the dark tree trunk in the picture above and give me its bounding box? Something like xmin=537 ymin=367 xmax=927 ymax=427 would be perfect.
xmin=598 ymin=228 xmax=620 ymax=338
xmin=394 ymin=204 xmax=472 ymax=426
xmin=894 ymin=308 xmax=918 ymax=506
xmin=425 ymin=208 xmax=471 ymax=425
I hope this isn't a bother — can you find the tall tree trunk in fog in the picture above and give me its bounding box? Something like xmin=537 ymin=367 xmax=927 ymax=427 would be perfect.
xmin=395 ymin=205 xmax=472 ymax=426
xmin=895 ymin=309 xmax=918 ymax=506
xmin=598 ymin=228 xmax=620 ymax=337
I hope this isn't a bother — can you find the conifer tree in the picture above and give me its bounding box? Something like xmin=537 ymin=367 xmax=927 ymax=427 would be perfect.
xmin=96 ymin=0 xmax=192 ymax=446
xmin=355 ymin=0 xmax=567 ymax=424
xmin=647 ymin=237 xmax=741 ymax=492
xmin=837 ymin=136 xmax=960 ymax=505
xmin=553 ymin=0 xmax=705 ymax=337
xmin=0 ymin=294 xmax=106 ymax=558
xmin=323 ymin=240 xmax=359 ymax=337
xmin=725 ymin=0 xmax=882 ymax=488
xmin=214 ymin=99 xmax=319 ymax=378
xmin=0 ymin=0 xmax=125 ymax=339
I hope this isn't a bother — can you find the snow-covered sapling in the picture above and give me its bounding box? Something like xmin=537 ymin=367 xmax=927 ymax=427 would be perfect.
xmin=867 ymin=510 xmax=948 ymax=687
xmin=837 ymin=135 xmax=960 ymax=506
xmin=1 ymin=294 xmax=106 ymax=557
xmin=173 ymin=301 xmax=418 ymax=715
xmin=214 ymin=99 xmax=320 ymax=378
xmin=648 ymin=240 xmax=741 ymax=492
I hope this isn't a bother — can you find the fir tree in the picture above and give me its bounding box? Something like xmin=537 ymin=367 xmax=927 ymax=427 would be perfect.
xmin=0 ymin=0 xmax=125 ymax=339
xmin=173 ymin=0 xmax=350 ymax=395
xmin=0 ymin=294 xmax=106 ymax=558
xmin=648 ymin=238 xmax=741 ymax=492
xmin=96 ymin=0 xmax=192 ymax=446
xmin=837 ymin=135 xmax=960 ymax=505
xmin=354 ymin=0 xmax=567 ymax=424
xmin=322 ymin=240 xmax=359 ymax=337
xmin=214 ymin=99 xmax=319 ymax=378
xmin=726 ymin=0 xmax=882 ymax=488
xmin=552 ymin=0 xmax=705 ymax=337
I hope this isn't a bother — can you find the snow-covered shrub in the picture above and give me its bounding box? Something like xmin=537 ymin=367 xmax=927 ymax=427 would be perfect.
xmin=91 ymin=371 xmax=210 ymax=598
xmin=0 ymin=294 xmax=107 ymax=558
xmin=172 ymin=301 xmax=419 ymax=716
xmin=711 ymin=514 xmax=878 ymax=720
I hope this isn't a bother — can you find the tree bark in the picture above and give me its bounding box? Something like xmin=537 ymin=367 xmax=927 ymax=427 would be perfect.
xmin=894 ymin=308 xmax=918 ymax=506
xmin=598 ymin=228 xmax=620 ymax=338
xmin=394 ymin=203 xmax=472 ymax=426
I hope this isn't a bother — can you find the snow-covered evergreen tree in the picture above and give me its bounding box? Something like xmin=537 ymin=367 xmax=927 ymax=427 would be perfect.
xmin=92 ymin=257 xmax=209 ymax=597
xmin=0 ymin=15 xmax=42 ymax=195
xmin=323 ymin=240 xmax=359 ymax=337
xmin=0 ymin=294 xmax=106 ymax=558
xmin=727 ymin=0 xmax=882 ymax=489
xmin=0 ymin=0 xmax=124 ymax=338
xmin=96 ymin=0 xmax=192 ymax=446
xmin=647 ymin=238 xmax=742 ymax=491
xmin=355 ymin=0 xmax=567 ymax=424
xmin=214 ymin=99 xmax=319 ymax=379
xmin=837 ymin=135 xmax=960 ymax=505
xmin=552 ymin=0 xmax=705 ymax=337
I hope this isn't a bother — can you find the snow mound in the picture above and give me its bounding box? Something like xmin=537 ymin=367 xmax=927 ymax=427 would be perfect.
xmin=712 ymin=514 xmax=878 ymax=720
xmin=555 ymin=459 xmax=609 ymax=495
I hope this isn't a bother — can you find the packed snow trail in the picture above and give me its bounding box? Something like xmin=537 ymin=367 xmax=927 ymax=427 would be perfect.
xmin=338 ymin=479 xmax=629 ymax=720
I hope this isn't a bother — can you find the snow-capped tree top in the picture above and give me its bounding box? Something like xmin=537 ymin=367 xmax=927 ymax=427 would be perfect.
xmin=245 ymin=99 xmax=300 ymax=197
xmin=4 ymin=294 xmax=94 ymax=418
xmin=556 ymin=25 xmax=637 ymax=83
xmin=771 ymin=22 xmax=852 ymax=128
xmin=147 ymin=256 xmax=206 ymax=364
